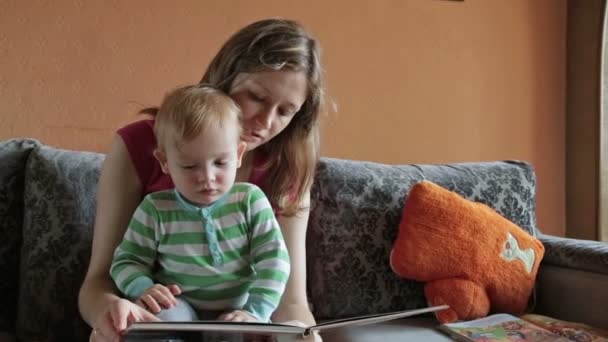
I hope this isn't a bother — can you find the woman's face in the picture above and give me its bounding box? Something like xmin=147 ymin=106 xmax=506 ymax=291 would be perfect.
xmin=229 ymin=70 xmax=308 ymax=151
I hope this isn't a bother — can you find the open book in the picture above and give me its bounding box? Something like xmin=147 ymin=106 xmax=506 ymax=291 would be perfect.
xmin=124 ymin=304 xmax=448 ymax=341
xmin=438 ymin=313 xmax=608 ymax=342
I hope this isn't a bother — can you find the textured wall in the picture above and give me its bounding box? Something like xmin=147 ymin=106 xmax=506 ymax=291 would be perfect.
xmin=0 ymin=0 xmax=566 ymax=235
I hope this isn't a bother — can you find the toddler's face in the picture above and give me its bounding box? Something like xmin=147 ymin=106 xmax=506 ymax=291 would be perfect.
xmin=159 ymin=123 xmax=244 ymax=206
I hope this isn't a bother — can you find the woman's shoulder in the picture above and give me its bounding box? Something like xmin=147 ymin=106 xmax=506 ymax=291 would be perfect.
xmin=117 ymin=118 xmax=156 ymax=145
xmin=115 ymin=118 xmax=172 ymax=194
xmin=116 ymin=118 xmax=156 ymax=158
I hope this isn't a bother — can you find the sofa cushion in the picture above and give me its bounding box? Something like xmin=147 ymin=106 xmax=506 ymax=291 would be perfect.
xmin=17 ymin=145 xmax=104 ymax=341
xmin=0 ymin=138 xmax=40 ymax=334
xmin=307 ymin=158 xmax=537 ymax=320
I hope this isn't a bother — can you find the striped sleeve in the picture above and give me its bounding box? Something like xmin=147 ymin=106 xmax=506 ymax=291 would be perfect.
xmin=242 ymin=186 xmax=290 ymax=322
xmin=109 ymin=195 xmax=159 ymax=299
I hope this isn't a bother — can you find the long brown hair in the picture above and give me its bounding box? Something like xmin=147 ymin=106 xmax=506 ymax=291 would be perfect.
xmin=142 ymin=19 xmax=326 ymax=216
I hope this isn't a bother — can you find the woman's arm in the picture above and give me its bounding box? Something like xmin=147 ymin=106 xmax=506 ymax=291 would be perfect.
xmin=78 ymin=135 xmax=156 ymax=336
xmin=271 ymin=190 xmax=316 ymax=326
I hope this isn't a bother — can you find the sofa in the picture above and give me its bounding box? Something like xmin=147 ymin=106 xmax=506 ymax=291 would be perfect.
xmin=0 ymin=138 xmax=606 ymax=342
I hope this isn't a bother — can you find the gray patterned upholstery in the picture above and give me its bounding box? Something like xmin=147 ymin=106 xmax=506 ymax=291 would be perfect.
xmin=307 ymin=158 xmax=537 ymax=319
xmin=0 ymin=138 xmax=40 ymax=334
xmin=16 ymin=145 xmax=103 ymax=341
xmin=539 ymin=234 xmax=608 ymax=275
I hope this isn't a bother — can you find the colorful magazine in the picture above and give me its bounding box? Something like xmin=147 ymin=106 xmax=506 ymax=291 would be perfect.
xmin=439 ymin=313 xmax=608 ymax=342
xmin=520 ymin=314 xmax=608 ymax=342
xmin=439 ymin=313 xmax=572 ymax=342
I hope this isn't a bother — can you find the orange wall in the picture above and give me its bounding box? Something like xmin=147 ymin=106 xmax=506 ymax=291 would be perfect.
xmin=0 ymin=1 xmax=566 ymax=235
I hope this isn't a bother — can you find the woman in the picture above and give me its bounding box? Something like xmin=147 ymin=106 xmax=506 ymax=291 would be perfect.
xmin=78 ymin=18 xmax=326 ymax=341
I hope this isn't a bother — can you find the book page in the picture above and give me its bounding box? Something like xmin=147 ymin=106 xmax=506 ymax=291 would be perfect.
xmin=125 ymin=321 xmax=305 ymax=342
xmin=126 ymin=320 xmax=305 ymax=334
xmin=310 ymin=305 xmax=448 ymax=333
xmin=125 ymin=305 xmax=449 ymax=339
xmin=125 ymin=329 xmax=301 ymax=342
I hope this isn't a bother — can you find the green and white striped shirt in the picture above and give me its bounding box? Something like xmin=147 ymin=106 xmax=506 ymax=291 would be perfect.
xmin=110 ymin=182 xmax=290 ymax=322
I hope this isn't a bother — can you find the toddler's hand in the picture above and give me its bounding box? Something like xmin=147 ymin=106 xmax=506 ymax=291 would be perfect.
xmin=135 ymin=283 xmax=181 ymax=313
xmin=218 ymin=309 xmax=259 ymax=322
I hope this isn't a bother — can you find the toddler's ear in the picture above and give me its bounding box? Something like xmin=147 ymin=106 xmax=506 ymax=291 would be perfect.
xmin=153 ymin=149 xmax=169 ymax=174
xmin=236 ymin=142 xmax=247 ymax=168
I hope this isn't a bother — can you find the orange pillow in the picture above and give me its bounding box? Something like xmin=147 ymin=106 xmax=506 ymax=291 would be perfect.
xmin=390 ymin=181 xmax=545 ymax=323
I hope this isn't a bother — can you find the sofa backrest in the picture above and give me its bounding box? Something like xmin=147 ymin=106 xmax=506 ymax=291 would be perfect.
xmin=17 ymin=144 xmax=104 ymax=341
xmin=307 ymin=158 xmax=537 ymax=320
xmin=0 ymin=139 xmax=41 ymax=334
xmin=0 ymin=139 xmax=538 ymax=340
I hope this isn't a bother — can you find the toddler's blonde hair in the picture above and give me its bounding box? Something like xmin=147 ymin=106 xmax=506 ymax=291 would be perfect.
xmin=154 ymin=85 xmax=241 ymax=151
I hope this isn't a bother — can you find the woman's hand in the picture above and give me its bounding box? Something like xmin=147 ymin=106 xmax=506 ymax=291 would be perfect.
xmin=89 ymin=298 xmax=159 ymax=342
xmin=305 ymin=331 xmax=323 ymax=342
xmin=281 ymin=320 xmax=323 ymax=341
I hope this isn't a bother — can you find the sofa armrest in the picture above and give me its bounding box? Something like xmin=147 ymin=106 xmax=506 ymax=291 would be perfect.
xmin=534 ymin=234 xmax=608 ymax=329
xmin=538 ymin=233 xmax=608 ymax=275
